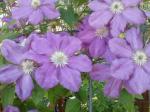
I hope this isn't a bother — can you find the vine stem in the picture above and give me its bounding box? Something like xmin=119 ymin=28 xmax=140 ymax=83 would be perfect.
xmin=88 ymin=78 xmax=93 ymax=112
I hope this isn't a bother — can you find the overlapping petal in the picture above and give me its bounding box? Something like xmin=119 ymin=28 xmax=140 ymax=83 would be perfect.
xmin=29 ymin=9 xmax=43 ymax=25
xmin=61 ymin=37 xmax=82 ymax=56
xmin=126 ymin=28 xmax=143 ymax=50
xmin=12 ymin=7 xmax=33 ymax=20
xmin=18 ymin=0 xmax=31 ymax=6
xmin=1 ymin=39 xmax=25 ymax=64
xmin=89 ymin=39 xmax=106 ymax=57
xmin=123 ymin=7 xmax=146 ymax=24
xmin=59 ymin=67 xmax=81 ymax=92
xmin=88 ymin=0 xmax=109 ymax=11
xmin=0 ymin=65 xmax=22 ymax=84
xmin=89 ymin=10 xmax=113 ymax=28
xmin=16 ymin=75 xmax=34 ymax=101
xmin=122 ymin=0 xmax=141 ymax=7
xmin=69 ymin=55 xmax=92 ymax=72
xmin=125 ymin=67 xmax=150 ymax=94
xmin=41 ymin=5 xmax=60 ymax=19
xmin=35 ymin=63 xmax=59 ymax=90
xmin=78 ymin=30 xmax=95 ymax=44
xmin=110 ymin=14 xmax=127 ymax=37
xmin=109 ymin=38 xmax=132 ymax=58
xmin=111 ymin=59 xmax=134 ymax=80
xmin=31 ymin=36 xmax=53 ymax=55
xmin=90 ymin=64 xmax=111 ymax=81
xmin=104 ymin=78 xmax=122 ymax=98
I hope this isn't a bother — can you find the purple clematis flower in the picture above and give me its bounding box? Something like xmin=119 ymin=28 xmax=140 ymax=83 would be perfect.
xmin=12 ymin=0 xmax=60 ymax=25
xmin=31 ymin=32 xmax=92 ymax=92
xmin=90 ymin=28 xmax=150 ymax=97
xmin=0 ymin=36 xmax=39 ymax=101
xmin=77 ymin=17 xmax=115 ymax=62
xmin=109 ymin=27 xmax=150 ymax=94
xmin=88 ymin=0 xmax=146 ymax=37
xmin=4 ymin=105 xmax=20 ymax=112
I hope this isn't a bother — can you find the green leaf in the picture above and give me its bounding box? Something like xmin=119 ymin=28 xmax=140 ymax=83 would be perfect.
xmin=65 ymin=98 xmax=81 ymax=112
xmin=13 ymin=98 xmax=28 ymax=112
xmin=0 ymin=2 xmax=6 ymax=9
xmin=0 ymin=32 xmax=20 ymax=41
xmin=73 ymin=0 xmax=87 ymax=6
xmin=0 ymin=56 xmax=6 ymax=67
xmin=1 ymin=85 xmax=15 ymax=107
xmin=59 ymin=6 xmax=78 ymax=26
xmin=119 ymin=90 xmax=135 ymax=112
xmin=32 ymin=84 xmax=46 ymax=105
xmin=134 ymin=94 xmax=144 ymax=100
xmin=48 ymin=85 xmax=69 ymax=104
xmin=75 ymin=86 xmax=87 ymax=103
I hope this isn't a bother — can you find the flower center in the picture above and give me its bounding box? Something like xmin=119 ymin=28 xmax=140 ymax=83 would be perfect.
xmin=21 ymin=60 xmax=35 ymax=75
xmin=31 ymin=0 xmax=41 ymax=9
xmin=133 ymin=51 xmax=148 ymax=66
xmin=110 ymin=1 xmax=124 ymax=13
xmin=119 ymin=33 xmax=125 ymax=38
xmin=50 ymin=51 xmax=68 ymax=67
xmin=95 ymin=27 xmax=109 ymax=39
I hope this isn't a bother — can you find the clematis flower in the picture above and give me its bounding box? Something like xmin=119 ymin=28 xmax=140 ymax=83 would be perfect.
xmin=77 ymin=17 xmax=115 ymax=62
xmin=109 ymin=27 xmax=150 ymax=94
xmin=0 ymin=36 xmax=39 ymax=101
xmin=4 ymin=105 xmax=20 ymax=112
xmin=31 ymin=32 xmax=92 ymax=92
xmin=90 ymin=28 xmax=150 ymax=97
xmin=88 ymin=0 xmax=146 ymax=37
xmin=12 ymin=0 xmax=60 ymax=25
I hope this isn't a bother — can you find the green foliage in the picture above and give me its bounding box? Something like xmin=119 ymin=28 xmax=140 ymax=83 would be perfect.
xmin=0 ymin=32 xmax=20 ymax=41
xmin=0 ymin=2 xmax=6 ymax=10
xmin=59 ymin=6 xmax=79 ymax=27
xmin=75 ymin=86 xmax=88 ymax=103
xmin=65 ymin=98 xmax=81 ymax=112
xmin=48 ymin=85 xmax=69 ymax=105
xmin=31 ymin=84 xmax=46 ymax=105
xmin=1 ymin=85 xmax=15 ymax=107
xmin=118 ymin=90 xmax=143 ymax=112
xmin=119 ymin=90 xmax=136 ymax=112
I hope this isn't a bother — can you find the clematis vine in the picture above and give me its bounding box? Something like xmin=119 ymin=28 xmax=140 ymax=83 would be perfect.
xmin=30 ymin=32 xmax=92 ymax=92
xmin=12 ymin=0 xmax=60 ymax=25
xmin=88 ymin=0 xmax=146 ymax=37
xmin=0 ymin=36 xmax=39 ymax=101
